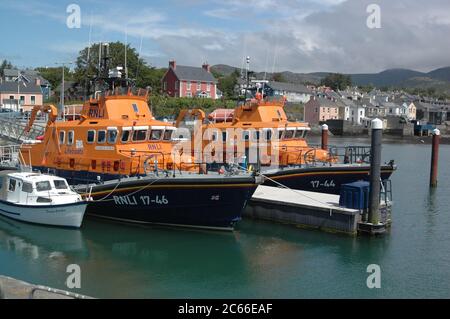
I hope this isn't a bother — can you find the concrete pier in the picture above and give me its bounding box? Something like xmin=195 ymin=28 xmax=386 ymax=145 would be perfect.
xmin=0 ymin=276 xmax=92 ymax=299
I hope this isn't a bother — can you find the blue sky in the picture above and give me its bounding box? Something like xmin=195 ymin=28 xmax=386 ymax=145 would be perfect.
xmin=1 ymin=0 xmax=449 ymax=73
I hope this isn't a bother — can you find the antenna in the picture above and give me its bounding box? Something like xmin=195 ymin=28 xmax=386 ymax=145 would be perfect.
xmin=136 ymin=34 xmax=143 ymax=81
xmin=124 ymin=27 xmax=128 ymax=79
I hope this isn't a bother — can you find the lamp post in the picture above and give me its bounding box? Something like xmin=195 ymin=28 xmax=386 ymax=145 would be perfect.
xmin=55 ymin=62 xmax=73 ymax=119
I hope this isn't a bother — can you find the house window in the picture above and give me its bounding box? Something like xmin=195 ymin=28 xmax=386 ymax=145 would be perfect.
xmin=163 ymin=81 xmax=167 ymax=90
xmin=97 ymin=130 xmax=106 ymax=143
xmin=207 ymin=83 xmax=211 ymax=92
xmin=187 ymin=81 xmax=191 ymax=90
xmin=67 ymin=131 xmax=74 ymax=145
xmin=31 ymin=96 xmax=36 ymax=105
xmin=186 ymin=92 xmax=192 ymax=98
xmin=20 ymin=96 xmax=25 ymax=105
xmin=175 ymin=81 xmax=179 ymax=90
xmin=87 ymin=130 xmax=96 ymax=143
xmin=9 ymin=95 xmax=14 ymax=100
xmin=59 ymin=131 xmax=65 ymax=144
xmin=197 ymin=82 xmax=201 ymax=90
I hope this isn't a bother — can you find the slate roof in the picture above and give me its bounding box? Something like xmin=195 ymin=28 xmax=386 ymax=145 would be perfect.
xmin=267 ymin=81 xmax=311 ymax=94
xmin=2 ymin=69 xmax=51 ymax=86
xmin=172 ymin=65 xmax=217 ymax=83
xmin=0 ymin=81 xmax=42 ymax=94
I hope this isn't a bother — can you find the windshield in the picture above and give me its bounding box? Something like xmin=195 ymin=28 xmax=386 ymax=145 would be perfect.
xmin=36 ymin=181 xmax=52 ymax=192
xmin=54 ymin=179 xmax=68 ymax=190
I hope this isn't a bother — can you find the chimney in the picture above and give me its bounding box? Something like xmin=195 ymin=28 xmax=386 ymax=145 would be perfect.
xmin=35 ymin=77 xmax=41 ymax=86
xmin=202 ymin=63 xmax=210 ymax=73
xmin=169 ymin=60 xmax=176 ymax=70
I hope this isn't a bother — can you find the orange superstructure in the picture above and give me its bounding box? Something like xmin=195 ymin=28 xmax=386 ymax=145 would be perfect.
xmin=20 ymin=88 xmax=194 ymax=181
xmin=176 ymin=94 xmax=337 ymax=167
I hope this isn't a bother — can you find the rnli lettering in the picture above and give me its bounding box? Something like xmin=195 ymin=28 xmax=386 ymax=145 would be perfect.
xmin=113 ymin=195 xmax=168 ymax=206
xmin=148 ymin=144 xmax=162 ymax=151
xmin=64 ymin=148 xmax=83 ymax=155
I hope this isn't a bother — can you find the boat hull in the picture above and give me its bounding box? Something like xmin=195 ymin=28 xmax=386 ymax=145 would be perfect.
xmin=0 ymin=200 xmax=87 ymax=228
xmin=262 ymin=165 xmax=395 ymax=194
xmin=75 ymin=175 xmax=260 ymax=231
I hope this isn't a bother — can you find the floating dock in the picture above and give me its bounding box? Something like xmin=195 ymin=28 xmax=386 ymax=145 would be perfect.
xmin=245 ymin=185 xmax=391 ymax=236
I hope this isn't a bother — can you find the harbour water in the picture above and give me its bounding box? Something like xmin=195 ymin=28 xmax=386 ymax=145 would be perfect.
xmin=1 ymin=137 xmax=449 ymax=298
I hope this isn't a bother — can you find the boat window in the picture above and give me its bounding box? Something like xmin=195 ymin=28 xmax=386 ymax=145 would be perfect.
xmin=87 ymin=130 xmax=96 ymax=143
xmin=37 ymin=197 xmax=52 ymax=203
xmin=36 ymin=181 xmax=52 ymax=192
xmin=253 ymin=130 xmax=260 ymax=141
xmin=133 ymin=129 xmax=148 ymax=141
xmin=8 ymin=179 xmax=16 ymax=192
xmin=278 ymin=130 xmax=284 ymax=139
xmin=54 ymin=179 xmax=68 ymax=190
xmin=97 ymin=130 xmax=106 ymax=143
xmin=67 ymin=130 xmax=74 ymax=145
xmin=242 ymin=131 xmax=250 ymax=141
xmin=284 ymin=130 xmax=295 ymax=139
xmin=211 ymin=131 xmax=218 ymax=141
xmin=132 ymin=103 xmax=139 ymax=113
xmin=294 ymin=129 xmax=304 ymax=139
xmin=107 ymin=129 xmax=118 ymax=144
xmin=22 ymin=182 xmax=33 ymax=193
xmin=149 ymin=130 xmax=163 ymax=141
xmin=163 ymin=130 xmax=172 ymax=141
xmin=121 ymin=130 xmax=130 ymax=143
xmin=222 ymin=131 xmax=227 ymax=142
xmin=265 ymin=129 xmax=273 ymax=141
xmin=59 ymin=131 xmax=65 ymax=144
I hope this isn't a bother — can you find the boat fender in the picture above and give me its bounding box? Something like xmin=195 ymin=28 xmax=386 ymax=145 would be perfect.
xmin=91 ymin=160 xmax=97 ymax=169
xmin=106 ymin=161 xmax=111 ymax=171
xmin=113 ymin=161 xmax=120 ymax=172
xmin=120 ymin=161 xmax=126 ymax=171
xmin=69 ymin=158 xmax=75 ymax=168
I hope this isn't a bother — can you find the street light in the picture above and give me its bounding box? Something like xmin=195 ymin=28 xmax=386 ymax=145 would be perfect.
xmin=55 ymin=62 xmax=73 ymax=119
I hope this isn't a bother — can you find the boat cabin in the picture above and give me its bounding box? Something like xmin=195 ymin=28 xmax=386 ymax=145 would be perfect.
xmin=0 ymin=171 xmax=79 ymax=205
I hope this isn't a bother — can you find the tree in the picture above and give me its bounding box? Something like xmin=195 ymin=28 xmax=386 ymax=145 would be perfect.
xmin=74 ymin=41 xmax=163 ymax=92
xmin=217 ymin=72 xmax=238 ymax=99
xmin=272 ymin=73 xmax=286 ymax=82
xmin=320 ymin=73 xmax=352 ymax=90
xmin=0 ymin=59 xmax=13 ymax=77
xmin=35 ymin=66 xmax=73 ymax=89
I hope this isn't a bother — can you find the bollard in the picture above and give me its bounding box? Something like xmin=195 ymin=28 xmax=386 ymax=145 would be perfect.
xmin=430 ymin=129 xmax=440 ymax=188
xmin=368 ymin=118 xmax=382 ymax=225
xmin=321 ymin=124 xmax=329 ymax=150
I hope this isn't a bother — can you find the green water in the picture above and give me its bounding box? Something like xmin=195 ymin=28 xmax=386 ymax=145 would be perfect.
xmin=1 ymin=138 xmax=449 ymax=298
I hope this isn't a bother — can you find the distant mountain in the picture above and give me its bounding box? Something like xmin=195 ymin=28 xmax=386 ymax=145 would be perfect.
xmin=350 ymin=69 xmax=425 ymax=87
xmin=211 ymin=64 xmax=450 ymax=94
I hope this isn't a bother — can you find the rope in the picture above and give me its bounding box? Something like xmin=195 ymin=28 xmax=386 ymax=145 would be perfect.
xmin=81 ymin=171 xmax=166 ymax=203
xmin=230 ymin=163 xmax=335 ymax=209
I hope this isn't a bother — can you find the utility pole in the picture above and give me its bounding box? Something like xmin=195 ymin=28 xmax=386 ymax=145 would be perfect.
xmin=55 ymin=62 xmax=73 ymax=119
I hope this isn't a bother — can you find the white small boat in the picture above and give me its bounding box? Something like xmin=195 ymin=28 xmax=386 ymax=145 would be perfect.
xmin=0 ymin=171 xmax=87 ymax=228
